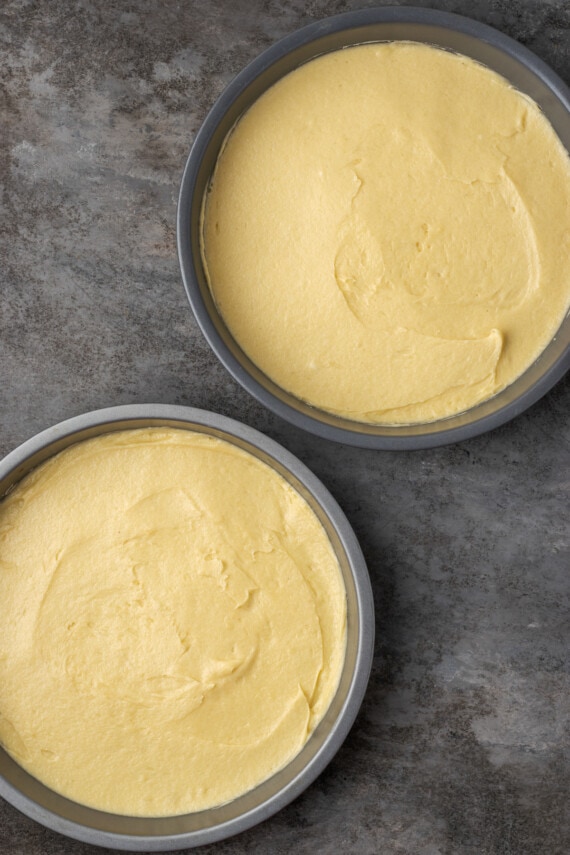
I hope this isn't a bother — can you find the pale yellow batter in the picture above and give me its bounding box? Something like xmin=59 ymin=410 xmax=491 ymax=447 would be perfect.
xmin=0 ymin=428 xmax=346 ymax=816
xmin=202 ymin=42 xmax=570 ymax=424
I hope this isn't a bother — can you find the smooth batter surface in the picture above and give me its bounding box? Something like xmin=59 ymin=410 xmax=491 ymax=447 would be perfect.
xmin=0 ymin=428 xmax=346 ymax=816
xmin=202 ymin=42 xmax=570 ymax=424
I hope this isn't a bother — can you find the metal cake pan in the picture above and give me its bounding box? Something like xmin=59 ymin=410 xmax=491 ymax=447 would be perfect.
xmin=177 ymin=6 xmax=570 ymax=450
xmin=0 ymin=404 xmax=374 ymax=850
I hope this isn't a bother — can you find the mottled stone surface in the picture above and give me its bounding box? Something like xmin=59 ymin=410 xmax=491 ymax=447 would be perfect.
xmin=0 ymin=0 xmax=569 ymax=853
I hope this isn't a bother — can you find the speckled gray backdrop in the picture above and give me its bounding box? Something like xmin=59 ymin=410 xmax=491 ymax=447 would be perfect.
xmin=1 ymin=1 xmax=569 ymax=853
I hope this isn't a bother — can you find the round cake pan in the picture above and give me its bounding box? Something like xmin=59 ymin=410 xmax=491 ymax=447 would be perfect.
xmin=0 ymin=404 xmax=374 ymax=851
xmin=177 ymin=6 xmax=570 ymax=450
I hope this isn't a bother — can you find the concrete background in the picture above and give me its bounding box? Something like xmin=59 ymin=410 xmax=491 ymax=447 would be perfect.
xmin=1 ymin=1 xmax=568 ymax=853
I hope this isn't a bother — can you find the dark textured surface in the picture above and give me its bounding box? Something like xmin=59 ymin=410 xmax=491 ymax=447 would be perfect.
xmin=1 ymin=1 xmax=569 ymax=853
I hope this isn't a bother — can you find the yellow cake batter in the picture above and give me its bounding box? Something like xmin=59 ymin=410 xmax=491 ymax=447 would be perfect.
xmin=201 ymin=42 xmax=570 ymax=424
xmin=0 ymin=428 xmax=346 ymax=816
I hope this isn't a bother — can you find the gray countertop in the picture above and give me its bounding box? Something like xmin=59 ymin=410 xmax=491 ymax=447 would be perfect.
xmin=1 ymin=1 xmax=568 ymax=853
